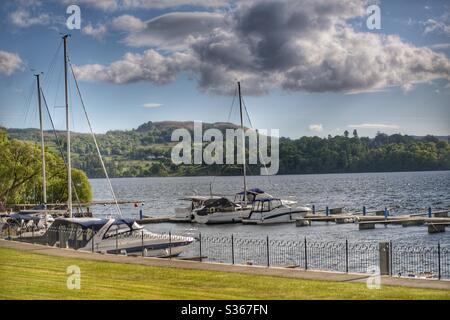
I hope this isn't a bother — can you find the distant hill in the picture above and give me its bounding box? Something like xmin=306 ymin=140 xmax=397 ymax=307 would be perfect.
xmin=4 ymin=121 xmax=450 ymax=178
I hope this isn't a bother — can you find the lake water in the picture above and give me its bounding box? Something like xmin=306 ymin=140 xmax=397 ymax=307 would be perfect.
xmin=90 ymin=171 xmax=450 ymax=245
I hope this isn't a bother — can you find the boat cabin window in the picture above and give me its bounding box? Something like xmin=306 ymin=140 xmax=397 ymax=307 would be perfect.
xmin=103 ymin=223 xmax=132 ymax=239
xmin=252 ymin=199 xmax=282 ymax=212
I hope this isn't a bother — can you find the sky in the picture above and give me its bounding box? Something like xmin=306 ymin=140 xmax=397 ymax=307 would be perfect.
xmin=0 ymin=0 xmax=449 ymax=139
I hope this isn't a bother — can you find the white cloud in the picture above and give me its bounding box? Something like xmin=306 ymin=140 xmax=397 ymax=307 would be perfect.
xmin=309 ymin=124 xmax=323 ymax=133
xmin=60 ymin=0 xmax=118 ymax=12
xmin=59 ymin=0 xmax=231 ymax=11
xmin=83 ymin=23 xmax=108 ymax=41
xmin=73 ymin=49 xmax=196 ymax=85
xmin=74 ymin=0 xmax=450 ymax=95
xmin=9 ymin=9 xmax=50 ymax=28
xmin=429 ymin=43 xmax=450 ymax=50
xmin=111 ymin=15 xmax=146 ymax=31
xmin=142 ymin=103 xmax=163 ymax=108
xmin=348 ymin=123 xmax=400 ymax=129
xmin=120 ymin=12 xmax=224 ymax=50
xmin=0 ymin=50 xmax=24 ymax=76
xmin=424 ymin=19 xmax=450 ymax=35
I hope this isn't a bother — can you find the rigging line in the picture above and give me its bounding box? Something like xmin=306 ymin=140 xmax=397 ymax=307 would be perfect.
xmin=210 ymin=86 xmax=239 ymax=191
xmin=43 ymin=40 xmax=62 ymax=91
xmin=241 ymin=94 xmax=273 ymax=185
xmin=69 ymin=61 xmax=123 ymax=217
xmin=23 ymin=80 xmax=35 ymax=125
xmin=40 ymin=87 xmax=84 ymax=213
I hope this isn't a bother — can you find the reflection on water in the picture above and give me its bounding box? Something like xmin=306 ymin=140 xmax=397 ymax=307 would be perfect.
xmin=90 ymin=171 xmax=450 ymax=245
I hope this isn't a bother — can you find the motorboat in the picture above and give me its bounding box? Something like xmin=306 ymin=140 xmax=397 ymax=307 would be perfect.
xmin=192 ymin=197 xmax=249 ymax=224
xmin=234 ymin=188 xmax=273 ymax=208
xmin=3 ymin=208 xmax=55 ymax=237
xmin=241 ymin=198 xmax=311 ymax=224
xmin=28 ymin=217 xmax=194 ymax=257
xmin=173 ymin=196 xmax=222 ymax=222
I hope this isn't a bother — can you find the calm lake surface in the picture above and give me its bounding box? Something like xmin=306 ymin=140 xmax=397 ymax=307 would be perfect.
xmin=90 ymin=171 xmax=450 ymax=245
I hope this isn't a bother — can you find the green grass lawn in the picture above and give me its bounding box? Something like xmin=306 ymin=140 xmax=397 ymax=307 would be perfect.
xmin=0 ymin=247 xmax=449 ymax=300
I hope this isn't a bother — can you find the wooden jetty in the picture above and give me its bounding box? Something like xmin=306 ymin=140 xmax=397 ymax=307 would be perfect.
xmin=136 ymin=216 xmax=172 ymax=224
xmin=296 ymin=210 xmax=450 ymax=234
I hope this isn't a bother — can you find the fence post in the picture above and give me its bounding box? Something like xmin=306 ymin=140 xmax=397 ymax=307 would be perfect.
xmin=169 ymin=231 xmax=172 ymax=258
xmin=428 ymin=207 xmax=432 ymax=218
xmin=91 ymin=231 xmax=95 ymax=253
xmin=304 ymin=237 xmax=308 ymax=270
xmin=389 ymin=241 xmax=393 ymax=276
xmin=141 ymin=229 xmax=144 ymax=257
xmin=139 ymin=209 xmax=143 ymax=220
xmin=345 ymin=239 xmax=349 ymax=273
xmin=266 ymin=235 xmax=270 ymax=267
xmin=312 ymin=204 xmax=316 ymax=215
xmin=58 ymin=225 xmax=61 ymax=248
xmin=199 ymin=233 xmax=202 ymax=262
xmin=363 ymin=206 xmax=366 ymax=216
xmin=384 ymin=207 xmax=388 ymax=219
xmin=115 ymin=228 xmax=118 ymax=254
xmin=326 ymin=206 xmax=329 ymax=216
xmin=231 ymin=234 xmax=235 ymax=265
xmin=379 ymin=241 xmax=390 ymax=275
xmin=438 ymin=241 xmax=441 ymax=280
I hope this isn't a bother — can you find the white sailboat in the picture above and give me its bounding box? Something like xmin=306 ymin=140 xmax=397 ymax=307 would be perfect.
xmin=17 ymin=35 xmax=194 ymax=254
xmin=192 ymin=82 xmax=250 ymax=224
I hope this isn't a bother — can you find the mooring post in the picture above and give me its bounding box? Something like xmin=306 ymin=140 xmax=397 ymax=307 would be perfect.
xmin=199 ymin=233 xmax=202 ymax=262
xmin=363 ymin=206 xmax=366 ymax=216
xmin=312 ymin=204 xmax=316 ymax=214
xmin=266 ymin=235 xmax=270 ymax=267
xmin=379 ymin=241 xmax=391 ymax=275
xmin=326 ymin=206 xmax=329 ymax=216
xmin=438 ymin=241 xmax=441 ymax=280
xmin=428 ymin=207 xmax=432 ymax=218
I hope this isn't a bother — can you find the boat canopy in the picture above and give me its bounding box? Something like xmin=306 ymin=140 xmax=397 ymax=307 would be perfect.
xmin=236 ymin=188 xmax=266 ymax=195
xmin=203 ymin=197 xmax=237 ymax=208
xmin=253 ymin=198 xmax=281 ymax=202
xmin=52 ymin=218 xmax=136 ymax=231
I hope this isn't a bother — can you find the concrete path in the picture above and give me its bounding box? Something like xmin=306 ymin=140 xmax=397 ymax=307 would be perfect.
xmin=1 ymin=239 xmax=449 ymax=291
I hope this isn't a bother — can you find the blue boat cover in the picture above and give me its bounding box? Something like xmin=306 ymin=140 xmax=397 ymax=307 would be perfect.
xmin=237 ymin=188 xmax=265 ymax=195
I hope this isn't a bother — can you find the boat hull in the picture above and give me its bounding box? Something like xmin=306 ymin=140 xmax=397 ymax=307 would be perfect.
xmin=242 ymin=208 xmax=309 ymax=225
xmin=193 ymin=210 xmax=249 ymax=224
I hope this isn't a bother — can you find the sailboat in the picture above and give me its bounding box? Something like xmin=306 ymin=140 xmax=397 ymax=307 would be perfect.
xmin=192 ymin=82 xmax=252 ymax=224
xmin=19 ymin=35 xmax=194 ymax=256
xmin=4 ymin=74 xmax=54 ymax=236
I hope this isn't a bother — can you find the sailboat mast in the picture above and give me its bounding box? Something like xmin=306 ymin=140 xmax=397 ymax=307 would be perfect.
xmin=238 ymin=81 xmax=247 ymax=206
xmin=35 ymin=74 xmax=47 ymax=214
xmin=63 ymin=35 xmax=72 ymax=217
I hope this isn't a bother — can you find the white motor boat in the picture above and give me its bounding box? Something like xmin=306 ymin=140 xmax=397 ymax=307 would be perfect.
xmin=241 ymin=198 xmax=311 ymax=224
xmin=38 ymin=217 xmax=194 ymax=257
xmin=173 ymin=196 xmax=222 ymax=222
xmin=192 ymin=197 xmax=249 ymax=224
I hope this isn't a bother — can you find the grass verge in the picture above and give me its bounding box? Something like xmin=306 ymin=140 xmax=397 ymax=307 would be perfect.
xmin=0 ymin=247 xmax=448 ymax=300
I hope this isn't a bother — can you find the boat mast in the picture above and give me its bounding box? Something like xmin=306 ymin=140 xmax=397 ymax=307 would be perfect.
xmin=35 ymin=73 xmax=47 ymax=217
xmin=238 ymin=81 xmax=247 ymax=206
xmin=63 ymin=35 xmax=72 ymax=218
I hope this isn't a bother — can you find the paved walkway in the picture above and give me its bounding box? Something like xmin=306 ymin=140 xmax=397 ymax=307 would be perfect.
xmin=1 ymin=239 xmax=449 ymax=291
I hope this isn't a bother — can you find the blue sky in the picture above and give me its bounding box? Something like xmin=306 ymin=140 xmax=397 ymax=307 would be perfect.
xmin=0 ymin=0 xmax=449 ymax=138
